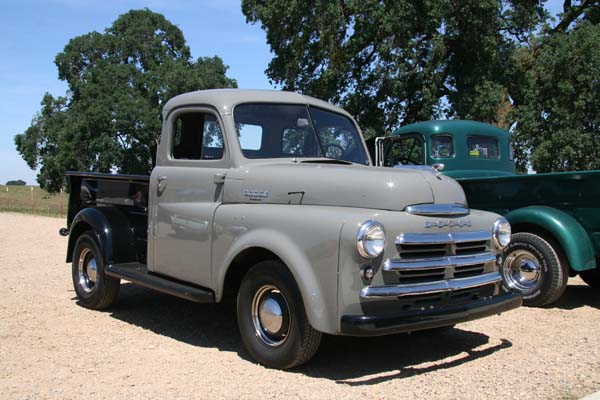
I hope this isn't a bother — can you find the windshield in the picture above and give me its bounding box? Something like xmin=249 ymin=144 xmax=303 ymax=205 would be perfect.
xmin=233 ymin=103 xmax=369 ymax=165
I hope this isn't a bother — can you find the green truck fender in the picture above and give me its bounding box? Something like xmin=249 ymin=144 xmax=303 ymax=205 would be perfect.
xmin=505 ymin=206 xmax=596 ymax=272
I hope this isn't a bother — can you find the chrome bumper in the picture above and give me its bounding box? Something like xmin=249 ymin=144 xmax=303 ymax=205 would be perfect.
xmin=360 ymin=271 xmax=503 ymax=298
xmin=341 ymin=290 xmax=522 ymax=336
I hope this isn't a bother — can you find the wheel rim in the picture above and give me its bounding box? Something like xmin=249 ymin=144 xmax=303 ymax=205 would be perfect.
xmin=251 ymin=285 xmax=290 ymax=347
xmin=502 ymin=249 xmax=542 ymax=294
xmin=78 ymin=247 xmax=97 ymax=294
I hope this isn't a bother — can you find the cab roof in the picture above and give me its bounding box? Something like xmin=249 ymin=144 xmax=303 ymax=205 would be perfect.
xmin=162 ymin=89 xmax=351 ymax=119
xmin=393 ymin=120 xmax=511 ymax=139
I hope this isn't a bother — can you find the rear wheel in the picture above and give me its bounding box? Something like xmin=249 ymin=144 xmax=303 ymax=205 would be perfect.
xmin=580 ymin=269 xmax=600 ymax=289
xmin=237 ymin=260 xmax=322 ymax=369
xmin=501 ymin=232 xmax=568 ymax=307
xmin=72 ymin=232 xmax=120 ymax=309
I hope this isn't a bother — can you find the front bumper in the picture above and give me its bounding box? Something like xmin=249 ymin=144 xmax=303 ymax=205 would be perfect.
xmin=340 ymin=290 xmax=522 ymax=336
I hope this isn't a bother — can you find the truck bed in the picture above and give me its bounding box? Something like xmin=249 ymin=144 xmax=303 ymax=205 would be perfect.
xmin=65 ymin=171 xmax=150 ymax=264
xmin=457 ymin=170 xmax=600 ymax=252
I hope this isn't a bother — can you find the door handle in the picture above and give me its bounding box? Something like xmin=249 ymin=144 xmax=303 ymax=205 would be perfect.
xmin=157 ymin=176 xmax=167 ymax=195
xmin=213 ymin=173 xmax=226 ymax=184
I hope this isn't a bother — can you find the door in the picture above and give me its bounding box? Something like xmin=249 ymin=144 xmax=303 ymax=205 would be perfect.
xmin=150 ymin=108 xmax=229 ymax=287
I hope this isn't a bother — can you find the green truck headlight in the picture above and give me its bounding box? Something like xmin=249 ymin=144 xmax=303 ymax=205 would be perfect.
xmin=493 ymin=217 xmax=511 ymax=249
xmin=357 ymin=220 xmax=385 ymax=258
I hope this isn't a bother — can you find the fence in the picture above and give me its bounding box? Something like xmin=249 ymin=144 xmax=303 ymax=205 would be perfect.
xmin=0 ymin=185 xmax=67 ymax=217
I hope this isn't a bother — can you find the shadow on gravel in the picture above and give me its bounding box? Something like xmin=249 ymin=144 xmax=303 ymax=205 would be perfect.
xmin=297 ymin=330 xmax=511 ymax=385
xmin=106 ymin=283 xmax=251 ymax=361
xmin=103 ymin=284 xmax=512 ymax=383
xmin=550 ymin=283 xmax=599 ymax=310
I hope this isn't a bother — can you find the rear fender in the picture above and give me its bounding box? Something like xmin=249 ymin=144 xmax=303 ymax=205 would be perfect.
xmin=506 ymin=206 xmax=595 ymax=271
xmin=66 ymin=207 xmax=138 ymax=265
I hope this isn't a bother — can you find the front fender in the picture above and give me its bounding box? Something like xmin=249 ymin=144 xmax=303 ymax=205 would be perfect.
xmin=215 ymin=227 xmax=337 ymax=334
xmin=505 ymin=206 xmax=595 ymax=271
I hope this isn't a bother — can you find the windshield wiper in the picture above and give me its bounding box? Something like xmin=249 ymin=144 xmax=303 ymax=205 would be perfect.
xmin=299 ymin=158 xmax=354 ymax=165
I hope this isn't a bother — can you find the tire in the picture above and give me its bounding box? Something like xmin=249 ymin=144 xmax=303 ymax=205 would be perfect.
xmin=501 ymin=232 xmax=568 ymax=307
xmin=72 ymin=231 xmax=120 ymax=310
xmin=237 ymin=260 xmax=322 ymax=369
xmin=580 ymin=269 xmax=600 ymax=289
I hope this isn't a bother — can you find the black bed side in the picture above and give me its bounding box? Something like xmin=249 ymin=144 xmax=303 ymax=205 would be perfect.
xmin=64 ymin=172 xmax=150 ymax=265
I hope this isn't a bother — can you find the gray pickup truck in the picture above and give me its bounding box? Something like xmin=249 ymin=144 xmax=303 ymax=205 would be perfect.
xmin=62 ymin=89 xmax=521 ymax=369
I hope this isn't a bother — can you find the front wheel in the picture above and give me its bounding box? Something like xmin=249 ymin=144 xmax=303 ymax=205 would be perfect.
xmin=72 ymin=231 xmax=120 ymax=309
xmin=237 ymin=260 xmax=322 ymax=369
xmin=501 ymin=232 xmax=568 ymax=307
xmin=580 ymin=269 xmax=600 ymax=289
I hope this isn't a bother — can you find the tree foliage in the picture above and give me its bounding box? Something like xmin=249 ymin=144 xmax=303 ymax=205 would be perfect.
xmin=242 ymin=0 xmax=599 ymax=171
xmin=511 ymin=21 xmax=600 ymax=172
xmin=15 ymin=9 xmax=236 ymax=192
xmin=6 ymin=180 xmax=26 ymax=186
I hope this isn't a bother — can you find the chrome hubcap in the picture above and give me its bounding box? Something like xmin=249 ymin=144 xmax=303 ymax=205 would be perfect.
xmin=502 ymin=249 xmax=542 ymax=294
xmin=251 ymin=285 xmax=290 ymax=347
xmin=78 ymin=248 xmax=97 ymax=293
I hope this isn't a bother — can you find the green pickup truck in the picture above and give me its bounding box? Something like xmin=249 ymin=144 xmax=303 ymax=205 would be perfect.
xmin=372 ymin=120 xmax=600 ymax=306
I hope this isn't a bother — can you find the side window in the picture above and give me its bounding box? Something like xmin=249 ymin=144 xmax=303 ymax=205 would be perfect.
xmin=508 ymin=140 xmax=514 ymax=160
xmin=431 ymin=134 xmax=454 ymax=158
xmin=385 ymin=135 xmax=424 ymax=166
xmin=467 ymin=135 xmax=499 ymax=159
xmin=172 ymin=112 xmax=224 ymax=160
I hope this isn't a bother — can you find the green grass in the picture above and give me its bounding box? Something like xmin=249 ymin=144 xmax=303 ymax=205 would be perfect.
xmin=0 ymin=185 xmax=67 ymax=218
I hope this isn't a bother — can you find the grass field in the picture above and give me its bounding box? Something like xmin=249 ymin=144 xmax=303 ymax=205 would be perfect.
xmin=0 ymin=185 xmax=67 ymax=218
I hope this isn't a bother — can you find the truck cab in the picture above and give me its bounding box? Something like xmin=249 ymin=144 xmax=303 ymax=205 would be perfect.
xmin=375 ymin=120 xmax=600 ymax=307
xmin=376 ymin=120 xmax=515 ymax=178
xmin=63 ymin=91 xmax=521 ymax=369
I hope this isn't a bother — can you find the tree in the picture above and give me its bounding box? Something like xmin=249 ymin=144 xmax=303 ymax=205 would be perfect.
xmin=15 ymin=9 xmax=237 ymax=192
xmin=510 ymin=22 xmax=600 ymax=172
xmin=242 ymin=0 xmax=599 ymax=171
xmin=6 ymin=180 xmax=26 ymax=186
xmin=242 ymin=0 xmax=543 ymax=134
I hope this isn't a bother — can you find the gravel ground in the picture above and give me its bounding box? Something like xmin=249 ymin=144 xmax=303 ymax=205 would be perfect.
xmin=1 ymin=212 xmax=599 ymax=400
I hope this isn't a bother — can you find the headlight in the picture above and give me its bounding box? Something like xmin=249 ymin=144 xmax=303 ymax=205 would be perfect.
xmin=357 ymin=220 xmax=385 ymax=258
xmin=493 ymin=217 xmax=511 ymax=249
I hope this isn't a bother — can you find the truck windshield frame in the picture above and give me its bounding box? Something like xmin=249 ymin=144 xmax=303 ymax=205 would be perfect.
xmin=233 ymin=103 xmax=369 ymax=165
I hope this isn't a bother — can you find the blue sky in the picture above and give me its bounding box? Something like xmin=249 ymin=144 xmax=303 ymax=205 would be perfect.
xmin=0 ymin=0 xmax=564 ymax=185
xmin=0 ymin=0 xmax=274 ymax=185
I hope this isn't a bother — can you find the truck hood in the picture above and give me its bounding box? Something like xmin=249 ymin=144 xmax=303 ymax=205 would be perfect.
xmin=223 ymin=161 xmax=467 ymax=211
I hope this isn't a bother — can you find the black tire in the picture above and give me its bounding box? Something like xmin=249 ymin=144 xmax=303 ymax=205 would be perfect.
xmin=72 ymin=231 xmax=120 ymax=309
xmin=580 ymin=269 xmax=600 ymax=289
xmin=501 ymin=232 xmax=568 ymax=307
xmin=237 ymin=260 xmax=322 ymax=369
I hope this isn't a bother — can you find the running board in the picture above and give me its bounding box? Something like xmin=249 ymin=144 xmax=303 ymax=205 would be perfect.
xmin=106 ymin=263 xmax=215 ymax=303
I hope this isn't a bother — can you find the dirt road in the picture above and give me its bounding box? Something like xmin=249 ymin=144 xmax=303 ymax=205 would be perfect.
xmin=1 ymin=212 xmax=599 ymax=399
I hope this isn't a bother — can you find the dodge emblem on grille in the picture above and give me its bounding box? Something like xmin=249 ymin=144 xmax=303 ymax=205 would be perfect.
xmin=425 ymin=219 xmax=472 ymax=228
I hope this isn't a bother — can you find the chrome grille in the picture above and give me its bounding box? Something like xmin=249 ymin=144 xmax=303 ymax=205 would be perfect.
xmin=388 ymin=231 xmax=495 ymax=285
xmin=455 ymin=240 xmax=488 ymax=255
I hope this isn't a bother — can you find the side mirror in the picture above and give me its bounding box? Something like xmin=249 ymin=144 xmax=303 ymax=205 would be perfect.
xmin=296 ymin=118 xmax=310 ymax=128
